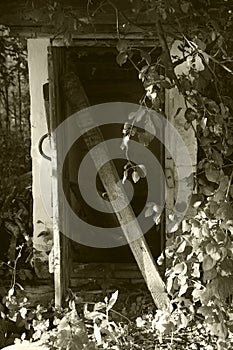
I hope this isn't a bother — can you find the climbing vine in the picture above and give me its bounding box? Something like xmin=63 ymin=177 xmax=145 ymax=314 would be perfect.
xmin=109 ymin=0 xmax=233 ymax=347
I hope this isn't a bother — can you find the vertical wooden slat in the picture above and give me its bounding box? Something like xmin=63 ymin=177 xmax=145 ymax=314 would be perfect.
xmin=48 ymin=46 xmax=61 ymax=308
xmin=48 ymin=46 xmax=71 ymax=307
xmin=28 ymin=38 xmax=52 ymax=279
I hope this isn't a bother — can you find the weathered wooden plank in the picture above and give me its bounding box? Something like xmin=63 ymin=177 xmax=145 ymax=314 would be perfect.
xmin=48 ymin=46 xmax=62 ymax=308
xmin=59 ymin=53 xmax=169 ymax=311
xmin=48 ymin=46 xmax=72 ymax=308
xmin=72 ymin=269 xmax=142 ymax=280
xmin=27 ymin=39 xmax=52 ymax=278
xmin=70 ymin=278 xmax=133 ymax=288
xmin=72 ymin=262 xmax=140 ymax=273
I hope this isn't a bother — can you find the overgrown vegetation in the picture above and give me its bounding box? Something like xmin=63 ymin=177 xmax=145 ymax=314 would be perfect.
xmin=0 ymin=29 xmax=33 ymax=348
xmin=111 ymin=0 xmax=233 ymax=347
xmin=1 ymin=0 xmax=233 ymax=349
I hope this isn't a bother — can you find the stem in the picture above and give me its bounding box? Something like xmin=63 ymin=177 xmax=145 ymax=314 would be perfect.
xmin=18 ymin=69 xmax=22 ymax=132
xmin=115 ymin=6 xmax=120 ymax=39
xmin=225 ymin=170 xmax=233 ymax=199
xmin=208 ymin=54 xmax=233 ymax=76
xmin=110 ymin=308 xmax=132 ymax=323
xmin=11 ymin=244 xmax=24 ymax=289
xmin=128 ymin=56 xmax=141 ymax=72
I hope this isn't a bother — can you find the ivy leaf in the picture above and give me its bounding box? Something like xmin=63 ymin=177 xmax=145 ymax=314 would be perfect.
xmin=128 ymin=112 xmax=136 ymax=120
xmin=19 ymin=307 xmax=27 ymax=319
xmin=194 ymin=55 xmax=205 ymax=71
xmin=160 ymin=80 xmax=173 ymax=89
xmin=179 ymin=283 xmax=188 ymax=297
xmin=205 ymin=163 xmax=220 ymax=183
xmin=197 ymin=306 xmax=213 ymax=318
xmin=145 ymin=208 xmax=153 ymax=217
xmin=116 ymin=52 xmax=128 ymax=66
xmin=116 ymin=40 xmax=128 ymax=52
xmin=132 ymin=170 xmax=140 ymax=183
xmin=177 ymin=240 xmax=186 ymax=253
xmin=197 ymin=41 xmax=207 ymax=53
xmin=216 ymin=202 xmax=233 ymax=221
xmin=138 ymin=131 xmax=154 ymax=146
xmin=200 ymin=183 xmax=216 ymax=196
xmin=220 ymin=258 xmax=233 ymax=275
xmin=174 ymin=262 xmax=187 ymax=275
xmin=140 ymin=50 xmax=151 ymax=64
xmin=184 ymin=108 xmax=196 ymax=122
xmin=202 ymin=255 xmax=216 ymax=271
xmin=145 ymin=202 xmax=156 ymax=217
xmin=205 ymin=243 xmax=217 ymax=256
xmin=203 ymin=268 xmax=217 ymax=281
xmin=135 ymin=164 xmax=147 ymax=178
xmin=134 ymin=107 xmax=145 ymax=122
xmin=192 ymin=287 xmax=203 ymax=301
xmin=138 ymin=65 xmax=149 ymax=81
xmin=106 ymin=290 xmax=118 ymax=311
xmin=209 ymin=322 xmax=228 ymax=339
xmin=190 ymin=194 xmax=203 ymax=208
xmin=212 ymin=150 xmax=223 ymax=166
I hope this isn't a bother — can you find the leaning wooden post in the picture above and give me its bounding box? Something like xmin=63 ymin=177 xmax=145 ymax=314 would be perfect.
xmin=61 ymin=68 xmax=170 ymax=311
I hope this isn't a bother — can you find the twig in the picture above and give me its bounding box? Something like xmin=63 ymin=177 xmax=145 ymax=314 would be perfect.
xmin=11 ymin=244 xmax=24 ymax=289
xmin=90 ymin=0 xmax=108 ymax=17
xmin=110 ymin=308 xmax=132 ymax=323
xmin=208 ymin=54 xmax=233 ymax=76
xmin=128 ymin=56 xmax=141 ymax=72
xmin=225 ymin=170 xmax=233 ymax=199
xmin=115 ymin=6 xmax=120 ymax=39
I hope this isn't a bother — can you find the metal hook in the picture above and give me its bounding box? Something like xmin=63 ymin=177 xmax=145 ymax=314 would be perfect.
xmin=38 ymin=133 xmax=51 ymax=161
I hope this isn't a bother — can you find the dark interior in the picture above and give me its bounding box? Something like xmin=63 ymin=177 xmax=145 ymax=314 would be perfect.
xmin=61 ymin=47 xmax=165 ymax=263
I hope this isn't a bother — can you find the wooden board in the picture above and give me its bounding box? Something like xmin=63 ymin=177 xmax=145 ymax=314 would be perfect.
xmin=48 ymin=46 xmax=71 ymax=307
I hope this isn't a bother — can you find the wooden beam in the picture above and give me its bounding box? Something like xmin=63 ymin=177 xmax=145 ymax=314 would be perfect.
xmin=54 ymin=50 xmax=170 ymax=310
xmin=48 ymin=47 xmax=71 ymax=308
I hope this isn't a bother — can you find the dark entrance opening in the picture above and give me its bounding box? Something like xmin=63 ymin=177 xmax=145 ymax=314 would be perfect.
xmin=56 ymin=47 xmax=165 ymax=263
